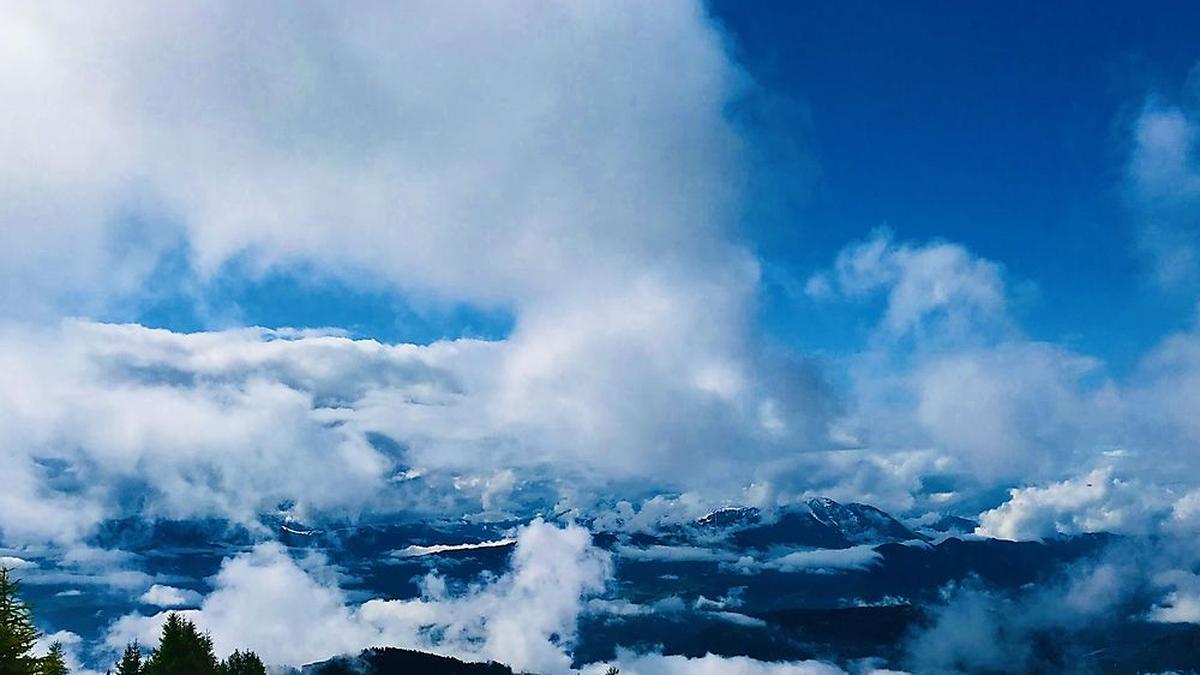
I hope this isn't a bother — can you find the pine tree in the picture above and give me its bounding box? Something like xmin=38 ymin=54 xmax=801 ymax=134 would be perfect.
xmin=114 ymin=640 xmax=143 ymax=675
xmin=218 ymin=649 xmax=266 ymax=675
xmin=142 ymin=613 xmax=219 ymax=675
xmin=40 ymin=641 xmax=69 ymax=675
xmin=0 ymin=567 xmax=42 ymax=674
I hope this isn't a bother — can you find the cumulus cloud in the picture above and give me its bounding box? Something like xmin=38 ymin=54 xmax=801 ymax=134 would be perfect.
xmin=0 ymin=1 xmax=743 ymax=312
xmin=807 ymin=232 xmax=1123 ymax=485
xmin=107 ymin=520 xmax=609 ymax=674
xmin=975 ymin=468 xmax=1177 ymax=541
xmin=806 ymin=227 xmax=1200 ymax=497
xmin=139 ymin=584 xmax=202 ymax=608
xmin=12 ymin=0 xmax=843 ymax=465
xmin=0 ymin=0 xmax=848 ymax=548
xmin=807 ymin=228 xmax=1007 ymax=340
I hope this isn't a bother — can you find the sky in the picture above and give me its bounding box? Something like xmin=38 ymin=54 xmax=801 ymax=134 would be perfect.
xmin=717 ymin=1 xmax=1200 ymax=369
xmin=2 ymin=0 xmax=1200 ymax=531
xmin=100 ymin=1 xmax=1200 ymax=367
xmin=3 ymin=2 xmax=1200 ymax=671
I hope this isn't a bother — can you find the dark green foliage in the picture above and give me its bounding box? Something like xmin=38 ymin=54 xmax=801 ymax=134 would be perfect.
xmin=218 ymin=649 xmax=265 ymax=675
xmin=40 ymin=642 xmax=68 ymax=675
xmin=142 ymin=613 xmax=218 ymax=675
xmin=604 ymin=667 xmax=620 ymax=675
xmin=305 ymin=647 xmax=515 ymax=674
xmin=0 ymin=567 xmax=41 ymax=674
xmin=138 ymin=615 xmax=265 ymax=675
xmin=115 ymin=641 xmax=143 ymax=675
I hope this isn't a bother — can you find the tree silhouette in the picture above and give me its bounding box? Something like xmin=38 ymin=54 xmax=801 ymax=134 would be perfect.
xmin=3 ymin=579 xmax=268 ymax=675
xmin=0 ymin=567 xmax=42 ymax=674
xmin=218 ymin=649 xmax=266 ymax=675
xmin=142 ymin=613 xmax=219 ymax=675
xmin=115 ymin=640 xmax=143 ymax=675
xmin=40 ymin=642 xmax=69 ymax=675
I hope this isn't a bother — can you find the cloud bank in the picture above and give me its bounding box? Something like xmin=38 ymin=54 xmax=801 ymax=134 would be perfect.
xmin=0 ymin=1 xmax=849 ymax=550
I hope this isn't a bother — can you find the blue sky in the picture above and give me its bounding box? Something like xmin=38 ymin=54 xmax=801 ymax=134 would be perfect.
xmin=716 ymin=1 xmax=1200 ymax=371
xmin=106 ymin=1 xmax=1200 ymax=377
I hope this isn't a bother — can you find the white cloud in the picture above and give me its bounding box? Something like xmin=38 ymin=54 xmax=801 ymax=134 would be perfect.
xmin=34 ymin=630 xmax=104 ymax=675
xmin=139 ymin=584 xmax=202 ymax=608
xmin=0 ymin=317 xmax=843 ymax=547
xmin=0 ymin=2 xmax=743 ymax=312
xmin=810 ymin=230 xmax=1200 ymax=492
xmin=615 ymin=545 xmax=739 ymax=563
xmin=587 ymin=596 xmax=689 ymax=618
xmin=394 ymin=539 xmax=516 ymax=558
xmin=0 ymin=1 xmax=832 ymax=482
xmin=1127 ymin=96 xmax=1200 ymax=287
xmin=613 ymin=540 xmax=883 ymax=574
xmin=0 ymin=0 xmax=848 ymax=546
xmin=807 ymin=233 xmax=1115 ymax=482
xmin=795 ymin=217 xmax=1200 ymax=515
xmin=0 ymin=321 xmax=408 ymax=543
xmin=9 ymin=546 xmax=152 ymax=592
xmin=579 ymin=650 xmax=882 ymax=675
xmin=591 ymin=493 xmax=718 ymax=534
xmin=1122 ymin=324 xmax=1200 ymax=482
xmin=766 ymin=544 xmax=882 ymax=573
xmin=909 ymin=342 xmax=1112 ymax=479
xmin=107 ymin=520 xmax=610 ymax=674
xmin=1149 ymin=590 xmax=1200 ymax=623
xmin=809 ymin=228 xmax=1007 ymax=339
xmin=1148 ymin=569 xmax=1200 ymax=624
xmin=976 ymin=468 xmax=1176 ymax=541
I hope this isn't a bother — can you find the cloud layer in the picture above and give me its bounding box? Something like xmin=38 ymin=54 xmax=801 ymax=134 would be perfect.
xmin=0 ymin=1 xmax=851 ymax=552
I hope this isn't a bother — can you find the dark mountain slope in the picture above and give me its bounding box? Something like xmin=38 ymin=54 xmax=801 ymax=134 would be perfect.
xmin=301 ymin=647 xmax=517 ymax=675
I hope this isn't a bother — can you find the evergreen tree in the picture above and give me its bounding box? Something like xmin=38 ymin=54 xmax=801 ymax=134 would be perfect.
xmin=114 ymin=640 xmax=143 ymax=675
xmin=218 ymin=649 xmax=266 ymax=675
xmin=40 ymin=642 xmax=68 ymax=675
xmin=142 ymin=613 xmax=219 ymax=675
xmin=0 ymin=567 xmax=41 ymax=674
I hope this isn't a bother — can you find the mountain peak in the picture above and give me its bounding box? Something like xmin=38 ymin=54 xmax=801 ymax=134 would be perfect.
xmin=805 ymin=497 xmax=922 ymax=544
